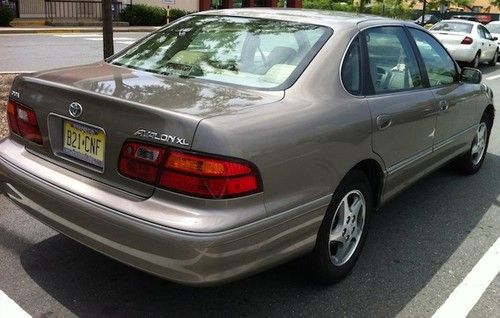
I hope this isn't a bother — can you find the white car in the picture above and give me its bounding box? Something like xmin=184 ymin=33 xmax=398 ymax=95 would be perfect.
xmin=430 ymin=20 xmax=498 ymax=67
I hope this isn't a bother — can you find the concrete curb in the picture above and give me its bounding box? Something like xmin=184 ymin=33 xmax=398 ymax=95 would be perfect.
xmin=0 ymin=27 xmax=160 ymax=34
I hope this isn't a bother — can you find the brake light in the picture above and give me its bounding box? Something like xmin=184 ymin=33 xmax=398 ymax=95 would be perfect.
xmin=118 ymin=141 xmax=166 ymax=184
xmin=7 ymin=99 xmax=43 ymax=145
xmin=461 ymin=36 xmax=473 ymax=45
xmin=118 ymin=141 xmax=262 ymax=199
xmin=159 ymin=150 xmax=260 ymax=198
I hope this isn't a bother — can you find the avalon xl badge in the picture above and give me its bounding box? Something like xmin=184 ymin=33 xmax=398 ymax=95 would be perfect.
xmin=69 ymin=102 xmax=83 ymax=118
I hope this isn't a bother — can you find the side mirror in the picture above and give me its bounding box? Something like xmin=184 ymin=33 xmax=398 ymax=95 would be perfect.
xmin=494 ymin=36 xmax=498 ymax=41
xmin=461 ymin=67 xmax=482 ymax=84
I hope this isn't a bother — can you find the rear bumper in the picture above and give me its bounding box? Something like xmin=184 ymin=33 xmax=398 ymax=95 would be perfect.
xmin=0 ymin=138 xmax=328 ymax=286
xmin=447 ymin=45 xmax=478 ymax=63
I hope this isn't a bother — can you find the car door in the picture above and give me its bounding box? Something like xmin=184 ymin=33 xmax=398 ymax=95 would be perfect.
xmin=361 ymin=26 xmax=438 ymax=198
xmin=407 ymin=28 xmax=485 ymax=154
xmin=482 ymin=26 xmax=498 ymax=59
xmin=477 ymin=25 xmax=495 ymax=60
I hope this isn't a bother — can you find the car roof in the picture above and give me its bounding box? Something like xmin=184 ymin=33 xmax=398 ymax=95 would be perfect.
xmin=195 ymin=8 xmax=396 ymax=29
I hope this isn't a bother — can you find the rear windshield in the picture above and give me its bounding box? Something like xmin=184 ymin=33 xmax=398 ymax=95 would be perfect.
xmin=431 ymin=21 xmax=473 ymax=34
xmin=486 ymin=23 xmax=500 ymax=34
xmin=110 ymin=15 xmax=331 ymax=90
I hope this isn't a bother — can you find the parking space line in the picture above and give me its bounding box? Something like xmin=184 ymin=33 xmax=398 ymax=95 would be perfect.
xmin=432 ymin=237 xmax=500 ymax=318
xmin=0 ymin=290 xmax=31 ymax=318
xmin=485 ymin=74 xmax=500 ymax=80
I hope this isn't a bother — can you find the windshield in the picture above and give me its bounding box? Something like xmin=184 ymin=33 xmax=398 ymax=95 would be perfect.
xmin=110 ymin=15 xmax=331 ymax=90
xmin=486 ymin=23 xmax=500 ymax=34
xmin=431 ymin=21 xmax=473 ymax=33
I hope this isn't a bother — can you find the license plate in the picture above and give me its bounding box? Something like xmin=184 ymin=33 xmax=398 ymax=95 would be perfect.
xmin=62 ymin=120 xmax=105 ymax=168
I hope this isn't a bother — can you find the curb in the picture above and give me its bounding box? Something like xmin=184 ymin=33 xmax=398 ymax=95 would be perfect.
xmin=0 ymin=27 xmax=160 ymax=34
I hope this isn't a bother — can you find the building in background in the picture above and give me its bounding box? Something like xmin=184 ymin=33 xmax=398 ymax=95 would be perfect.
xmin=13 ymin=0 xmax=302 ymax=19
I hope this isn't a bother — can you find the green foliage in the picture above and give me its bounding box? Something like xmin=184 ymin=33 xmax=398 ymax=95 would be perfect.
xmin=120 ymin=5 xmax=190 ymax=26
xmin=303 ymin=0 xmax=357 ymax=12
xmin=0 ymin=5 xmax=14 ymax=27
xmin=169 ymin=8 xmax=189 ymax=22
xmin=371 ymin=0 xmax=413 ymax=19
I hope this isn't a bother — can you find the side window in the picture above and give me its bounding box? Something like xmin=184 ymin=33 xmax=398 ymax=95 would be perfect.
xmin=481 ymin=26 xmax=493 ymax=40
xmin=408 ymin=28 xmax=457 ymax=87
xmin=364 ymin=27 xmax=423 ymax=94
xmin=478 ymin=26 xmax=486 ymax=39
xmin=341 ymin=37 xmax=361 ymax=95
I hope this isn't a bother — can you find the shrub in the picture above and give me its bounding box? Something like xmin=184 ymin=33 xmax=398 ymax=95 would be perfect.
xmin=120 ymin=5 xmax=190 ymax=26
xmin=168 ymin=8 xmax=189 ymax=22
xmin=0 ymin=5 xmax=14 ymax=27
xmin=121 ymin=5 xmax=167 ymax=26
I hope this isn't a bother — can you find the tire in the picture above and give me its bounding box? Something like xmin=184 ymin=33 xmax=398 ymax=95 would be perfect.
xmin=308 ymin=170 xmax=373 ymax=284
xmin=470 ymin=52 xmax=480 ymax=68
xmin=455 ymin=112 xmax=492 ymax=175
xmin=489 ymin=50 xmax=498 ymax=66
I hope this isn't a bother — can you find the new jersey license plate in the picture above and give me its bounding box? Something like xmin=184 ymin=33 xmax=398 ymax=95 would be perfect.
xmin=62 ymin=120 xmax=105 ymax=168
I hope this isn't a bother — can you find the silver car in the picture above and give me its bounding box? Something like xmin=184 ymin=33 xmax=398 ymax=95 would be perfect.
xmin=0 ymin=9 xmax=495 ymax=286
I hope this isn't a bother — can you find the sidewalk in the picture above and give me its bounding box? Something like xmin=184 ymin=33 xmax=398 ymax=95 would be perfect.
xmin=0 ymin=26 xmax=160 ymax=34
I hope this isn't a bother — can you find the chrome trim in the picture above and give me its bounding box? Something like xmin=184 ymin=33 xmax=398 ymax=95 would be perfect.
xmin=433 ymin=125 xmax=477 ymax=152
xmin=387 ymin=147 xmax=433 ymax=175
xmin=47 ymin=113 xmax=107 ymax=174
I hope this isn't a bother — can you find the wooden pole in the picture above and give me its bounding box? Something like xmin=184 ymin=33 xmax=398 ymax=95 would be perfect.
xmin=102 ymin=0 xmax=114 ymax=59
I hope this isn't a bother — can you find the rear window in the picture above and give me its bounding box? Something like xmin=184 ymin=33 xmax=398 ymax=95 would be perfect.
xmin=110 ymin=15 xmax=331 ymax=90
xmin=431 ymin=21 xmax=473 ymax=34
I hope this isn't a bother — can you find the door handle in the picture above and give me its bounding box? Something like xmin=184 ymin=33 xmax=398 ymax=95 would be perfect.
xmin=376 ymin=115 xmax=392 ymax=130
xmin=439 ymin=100 xmax=449 ymax=111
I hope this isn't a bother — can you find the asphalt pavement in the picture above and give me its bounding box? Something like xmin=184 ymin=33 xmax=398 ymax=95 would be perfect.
xmin=0 ymin=32 xmax=149 ymax=72
xmin=0 ymin=33 xmax=498 ymax=317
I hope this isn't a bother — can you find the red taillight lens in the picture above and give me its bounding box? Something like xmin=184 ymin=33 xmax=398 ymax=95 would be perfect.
xmin=7 ymin=99 xmax=43 ymax=145
xmin=461 ymin=36 xmax=473 ymax=45
xmin=118 ymin=141 xmax=166 ymax=184
xmin=118 ymin=141 xmax=262 ymax=199
xmin=159 ymin=150 xmax=260 ymax=198
xmin=7 ymin=100 xmax=20 ymax=135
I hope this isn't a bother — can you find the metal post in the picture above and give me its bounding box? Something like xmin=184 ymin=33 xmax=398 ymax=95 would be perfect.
xmin=102 ymin=0 xmax=114 ymax=59
xmin=421 ymin=0 xmax=426 ymax=25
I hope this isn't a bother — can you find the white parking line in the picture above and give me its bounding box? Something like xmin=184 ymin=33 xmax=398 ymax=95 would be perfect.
xmin=432 ymin=237 xmax=500 ymax=318
xmin=484 ymin=74 xmax=500 ymax=80
xmin=0 ymin=290 xmax=31 ymax=318
xmin=53 ymin=34 xmax=101 ymax=37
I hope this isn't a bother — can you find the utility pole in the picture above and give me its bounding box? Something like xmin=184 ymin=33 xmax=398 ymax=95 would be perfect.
xmin=102 ymin=0 xmax=114 ymax=59
xmin=421 ymin=0 xmax=427 ymax=25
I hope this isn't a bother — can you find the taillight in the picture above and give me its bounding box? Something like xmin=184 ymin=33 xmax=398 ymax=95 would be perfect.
xmin=159 ymin=150 xmax=260 ymax=198
xmin=461 ymin=36 xmax=473 ymax=45
xmin=118 ymin=141 xmax=166 ymax=184
xmin=118 ymin=141 xmax=262 ymax=199
xmin=7 ymin=99 xmax=43 ymax=145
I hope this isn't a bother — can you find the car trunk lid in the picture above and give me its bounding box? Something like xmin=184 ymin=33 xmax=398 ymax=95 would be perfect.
xmin=431 ymin=31 xmax=472 ymax=46
xmin=10 ymin=62 xmax=283 ymax=197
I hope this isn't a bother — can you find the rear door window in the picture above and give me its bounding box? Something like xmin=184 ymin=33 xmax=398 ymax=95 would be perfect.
xmin=364 ymin=26 xmax=423 ymax=94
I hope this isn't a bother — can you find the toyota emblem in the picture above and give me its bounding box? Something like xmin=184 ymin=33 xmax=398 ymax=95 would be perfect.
xmin=69 ymin=102 xmax=83 ymax=118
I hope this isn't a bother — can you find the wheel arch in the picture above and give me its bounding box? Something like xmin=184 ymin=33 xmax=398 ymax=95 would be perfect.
xmin=484 ymin=104 xmax=495 ymax=128
xmin=349 ymin=159 xmax=384 ymax=209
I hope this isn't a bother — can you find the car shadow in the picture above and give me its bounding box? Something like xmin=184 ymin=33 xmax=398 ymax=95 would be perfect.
xmin=17 ymin=153 xmax=500 ymax=317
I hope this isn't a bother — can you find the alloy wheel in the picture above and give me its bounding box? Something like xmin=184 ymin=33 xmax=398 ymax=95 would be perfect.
xmin=471 ymin=122 xmax=487 ymax=165
xmin=328 ymin=190 xmax=366 ymax=266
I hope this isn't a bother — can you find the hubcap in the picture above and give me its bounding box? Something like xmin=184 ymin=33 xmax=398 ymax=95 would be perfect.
xmin=471 ymin=123 xmax=487 ymax=165
xmin=328 ymin=190 xmax=366 ymax=266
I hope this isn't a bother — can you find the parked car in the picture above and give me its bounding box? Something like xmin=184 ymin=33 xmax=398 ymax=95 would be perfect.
xmin=430 ymin=20 xmax=498 ymax=67
xmin=0 ymin=9 xmax=495 ymax=286
xmin=414 ymin=14 xmax=440 ymax=26
xmin=451 ymin=15 xmax=477 ymax=22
